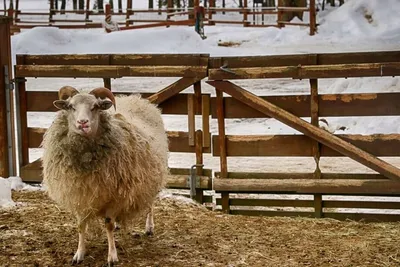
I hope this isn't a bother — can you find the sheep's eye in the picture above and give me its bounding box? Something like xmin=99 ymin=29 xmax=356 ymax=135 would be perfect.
xmin=69 ymin=105 xmax=76 ymax=111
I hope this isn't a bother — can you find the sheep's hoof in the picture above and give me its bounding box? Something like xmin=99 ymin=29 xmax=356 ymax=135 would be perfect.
xmin=107 ymin=254 xmax=118 ymax=267
xmin=71 ymin=251 xmax=85 ymax=265
xmin=71 ymin=258 xmax=83 ymax=265
xmin=145 ymin=228 xmax=154 ymax=236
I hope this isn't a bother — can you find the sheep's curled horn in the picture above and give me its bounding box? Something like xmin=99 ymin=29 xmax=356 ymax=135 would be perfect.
xmin=89 ymin=87 xmax=116 ymax=109
xmin=58 ymin=86 xmax=79 ymax=100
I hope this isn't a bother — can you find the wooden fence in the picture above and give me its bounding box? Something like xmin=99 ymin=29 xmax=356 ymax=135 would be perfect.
xmin=5 ymin=0 xmax=317 ymax=35
xmin=13 ymin=53 xmax=213 ymax=204
xmin=4 ymin=50 xmax=400 ymax=221
xmin=207 ymin=51 xmax=400 ymax=221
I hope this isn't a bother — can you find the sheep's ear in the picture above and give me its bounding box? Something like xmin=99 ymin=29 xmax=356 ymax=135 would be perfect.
xmin=53 ymin=100 xmax=69 ymax=110
xmin=98 ymin=100 xmax=113 ymax=110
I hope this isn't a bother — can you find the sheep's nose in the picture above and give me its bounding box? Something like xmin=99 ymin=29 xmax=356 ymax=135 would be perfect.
xmin=77 ymin=119 xmax=89 ymax=125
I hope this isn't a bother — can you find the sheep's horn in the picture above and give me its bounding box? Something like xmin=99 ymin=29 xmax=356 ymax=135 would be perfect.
xmin=89 ymin=87 xmax=116 ymax=108
xmin=58 ymin=86 xmax=79 ymax=100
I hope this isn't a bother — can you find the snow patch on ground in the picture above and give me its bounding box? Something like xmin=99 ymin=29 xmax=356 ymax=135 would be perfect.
xmin=0 ymin=177 xmax=42 ymax=208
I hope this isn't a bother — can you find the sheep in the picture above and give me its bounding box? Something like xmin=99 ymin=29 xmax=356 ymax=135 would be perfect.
xmin=41 ymin=86 xmax=169 ymax=266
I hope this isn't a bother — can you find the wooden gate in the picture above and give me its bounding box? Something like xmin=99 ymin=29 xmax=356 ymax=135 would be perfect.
xmin=207 ymin=51 xmax=400 ymax=221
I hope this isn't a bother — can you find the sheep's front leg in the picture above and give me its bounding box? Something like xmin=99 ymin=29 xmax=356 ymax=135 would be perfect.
xmin=72 ymin=220 xmax=87 ymax=264
xmin=105 ymin=217 xmax=118 ymax=266
xmin=145 ymin=205 xmax=154 ymax=236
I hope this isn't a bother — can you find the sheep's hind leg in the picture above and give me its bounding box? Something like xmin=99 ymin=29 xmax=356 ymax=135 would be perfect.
xmin=105 ymin=217 xmax=118 ymax=266
xmin=145 ymin=205 xmax=154 ymax=236
xmin=72 ymin=220 xmax=87 ymax=265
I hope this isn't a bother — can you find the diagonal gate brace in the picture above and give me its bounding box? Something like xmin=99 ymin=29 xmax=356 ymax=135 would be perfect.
xmin=147 ymin=76 xmax=203 ymax=105
xmin=207 ymin=80 xmax=400 ymax=181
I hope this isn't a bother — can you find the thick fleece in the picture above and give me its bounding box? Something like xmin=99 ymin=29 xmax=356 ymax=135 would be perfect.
xmin=42 ymin=95 xmax=168 ymax=223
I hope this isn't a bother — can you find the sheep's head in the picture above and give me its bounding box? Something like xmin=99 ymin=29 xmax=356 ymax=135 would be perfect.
xmin=53 ymin=86 xmax=116 ymax=137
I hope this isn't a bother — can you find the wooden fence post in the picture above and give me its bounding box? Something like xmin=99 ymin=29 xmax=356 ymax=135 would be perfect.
xmin=309 ymin=0 xmax=316 ymax=35
xmin=126 ymin=0 xmax=132 ymax=27
xmin=243 ymin=0 xmax=248 ymax=27
xmin=0 ymin=16 xmax=13 ymax=177
xmin=216 ymin=89 xmax=229 ymax=213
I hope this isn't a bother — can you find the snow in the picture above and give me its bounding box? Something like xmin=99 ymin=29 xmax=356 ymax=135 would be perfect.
xmin=2 ymin=1 xmax=400 ymax=213
xmin=0 ymin=176 xmax=42 ymax=208
xmin=0 ymin=178 xmax=15 ymax=208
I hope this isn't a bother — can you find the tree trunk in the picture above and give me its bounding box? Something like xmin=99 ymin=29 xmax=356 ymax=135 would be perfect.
xmin=61 ymin=0 xmax=66 ymax=14
xmin=339 ymin=0 xmax=344 ymax=6
xmin=149 ymin=0 xmax=153 ymax=9
xmin=176 ymin=0 xmax=181 ymax=8
xmin=238 ymin=0 xmax=242 ymax=8
xmin=3 ymin=0 xmax=6 ymax=15
xmin=97 ymin=0 xmax=104 ymax=13
xmin=109 ymin=0 xmax=114 ymax=9
xmin=8 ymin=0 xmax=13 ymax=9
xmin=79 ymin=0 xmax=85 ymax=10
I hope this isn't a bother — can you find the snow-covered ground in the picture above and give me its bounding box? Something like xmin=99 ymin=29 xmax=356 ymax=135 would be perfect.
xmin=2 ymin=0 xmax=400 ymax=213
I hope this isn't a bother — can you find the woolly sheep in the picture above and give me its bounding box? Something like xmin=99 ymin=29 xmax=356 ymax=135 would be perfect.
xmin=42 ymin=86 xmax=169 ymax=266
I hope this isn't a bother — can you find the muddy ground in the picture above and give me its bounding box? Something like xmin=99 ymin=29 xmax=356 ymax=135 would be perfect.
xmin=1 ymin=191 xmax=400 ymax=267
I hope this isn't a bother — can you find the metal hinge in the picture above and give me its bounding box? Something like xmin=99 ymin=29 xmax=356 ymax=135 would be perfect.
xmin=187 ymin=164 xmax=204 ymax=199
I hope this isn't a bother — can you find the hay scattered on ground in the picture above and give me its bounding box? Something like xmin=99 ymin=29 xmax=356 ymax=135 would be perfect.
xmin=1 ymin=191 xmax=400 ymax=267
xmin=217 ymin=41 xmax=244 ymax=47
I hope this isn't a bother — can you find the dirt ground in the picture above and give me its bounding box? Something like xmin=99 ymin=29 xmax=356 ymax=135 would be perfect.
xmin=1 ymin=191 xmax=400 ymax=267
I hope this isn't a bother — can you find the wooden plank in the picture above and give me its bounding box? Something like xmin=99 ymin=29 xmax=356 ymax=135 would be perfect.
xmin=202 ymin=95 xmax=211 ymax=147
xmin=110 ymin=54 xmax=209 ymax=66
xmin=15 ymin=65 xmax=207 ymax=78
xmin=209 ymin=54 xmax=314 ymax=68
xmin=27 ymin=92 xmax=400 ymax=118
xmin=309 ymin=0 xmax=316 ymax=35
xmin=208 ymin=62 xmax=400 ymax=80
xmin=207 ymin=81 xmax=400 ymax=181
xmin=212 ymin=134 xmax=400 ymax=157
xmin=324 ymin=213 xmax=400 ymax=222
xmin=187 ymin=94 xmax=195 ymax=146
xmin=216 ymin=89 xmax=229 ymax=213
xmin=214 ymin=179 xmax=400 ymax=195
xmin=214 ymin=172 xmax=388 ymax=180
xmin=318 ymin=51 xmax=400 ymax=65
xmin=314 ymin=194 xmax=322 ymax=218
xmin=195 ymin=130 xmax=204 ymax=203
xmin=210 ymin=93 xmax=400 ymax=118
xmin=166 ymin=174 xmax=211 ymax=189
xmin=323 ymin=200 xmax=400 ymax=209
xmin=228 ymin=209 xmax=314 ymax=217
xmin=212 ymin=134 xmax=313 ymax=156
xmin=27 ymin=128 xmax=211 ymax=153
xmin=0 ymin=17 xmax=12 ymax=177
xmin=26 ymin=91 xmax=202 ymax=114
xmin=216 ymin=198 xmax=314 ymax=207
xmin=147 ymin=77 xmax=202 ymax=105
xmin=20 ymin=54 xmax=110 ymax=65
xmin=20 ymin=159 xmax=212 ymax=189
xmin=103 ymin=78 xmax=111 ymax=90
xmin=169 ymin=167 xmax=212 ymax=177
xmin=209 ymin=51 xmax=400 ymax=69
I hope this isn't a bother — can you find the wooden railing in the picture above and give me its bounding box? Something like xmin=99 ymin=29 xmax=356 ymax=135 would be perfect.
xmin=6 ymin=0 xmax=317 ymax=35
xmin=7 ymin=50 xmax=400 ymax=221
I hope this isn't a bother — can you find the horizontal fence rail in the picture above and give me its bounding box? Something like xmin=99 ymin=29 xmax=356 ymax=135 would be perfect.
xmin=10 ymin=51 xmax=400 ymax=221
